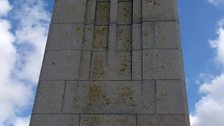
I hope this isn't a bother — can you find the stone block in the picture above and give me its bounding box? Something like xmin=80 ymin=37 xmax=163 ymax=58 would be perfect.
xmin=132 ymin=24 xmax=142 ymax=50
xmin=90 ymin=51 xmax=132 ymax=80
xmin=33 ymin=81 xmax=64 ymax=113
xmin=113 ymin=51 xmax=131 ymax=80
xmin=78 ymin=51 xmax=92 ymax=80
xmin=46 ymin=24 xmax=84 ymax=50
xmin=63 ymin=81 xmax=155 ymax=114
xmin=132 ymin=51 xmax=142 ymax=80
xmin=83 ymin=25 xmax=94 ymax=50
xmin=142 ymin=22 xmax=154 ymax=49
xmin=40 ymin=51 xmax=81 ymax=80
xmin=93 ymin=26 xmax=109 ymax=51
xmin=116 ymin=25 xmax=132 ymax=51
xmin=80 ymin=115 xmax=136 ymax=126
xmin=156 ymin=80 xmax=188 ymax=114
xmin=118 ymin=1 xmax=132 ymax=24
xmin=143 ymin=49 xmax=184 ymax=80
xmin=154 ymin=21 xmax=181 ymax=49
xmin=90 ymin=52 xmax=108 ymax=80
xmin=137 ymin=115 xmax=189 ymax=126
xmin=95 ymin=1 xmax=110 ymax=25
xmin=110 ymin=0 xmax=118 ymax=23
xmin=52 ymin=1 xmax=86 ymax=23
xmin=108 ymin=24 xmax=117 ymax=50
xmin=30 ymin=114 xmax=79 ymax=126
xmin=142 ymin=0 xmax=178 ymax=21
xmin=133 ymin=0 xmax=141 ymax=23
xmin=85 ymin=0 xmax=97 ymax=24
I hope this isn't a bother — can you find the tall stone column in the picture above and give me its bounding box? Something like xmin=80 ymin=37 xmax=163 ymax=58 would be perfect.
xmin=30 ymin=0 xmax=190 ymax=126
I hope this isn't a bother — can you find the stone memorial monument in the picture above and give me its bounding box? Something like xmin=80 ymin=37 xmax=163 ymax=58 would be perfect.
xmin=29 ymin=0 xmax=190 ymax=125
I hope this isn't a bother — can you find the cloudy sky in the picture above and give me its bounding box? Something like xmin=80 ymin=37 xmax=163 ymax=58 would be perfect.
xmin=0 ymin=0 xmax=224 ymax=125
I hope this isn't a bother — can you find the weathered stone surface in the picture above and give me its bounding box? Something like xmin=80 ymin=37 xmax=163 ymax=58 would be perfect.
xmin=108 ymin=24 xmax=117 ymax=50
xmin=142 ymin=22 xmax=154 ymax=49
xmin=116 ymin=25 xmax=132 ymax=51
xmin=80 ymin=115 xmax=136 ymax=126
xmin=93 ymin=26 xmax=109 ymax=51
xmin=96 ymin=1 xmax=110 ymax=25
xmin=110 ymin=0 xmax=118 ymax=23
xmin=46 ymin=24 xmax=84 ymax=50
xmin=33 ymin=81 xmax=64 ymax=113
xmin=52 ymin=1 xmax=86 ymax=23
xmin=156 ymin=80 xmax=188 ymax=114
xmin=118 ymin=1 xmax=132 ymax=24
xmin=90 ymin=51 xmax=132 ymax=80
xmin=143 ymin=49 xmax=184 ymax=80
xmin=83 ymin=25 xmax=94 ymax=50
xmin=78 ymin=51 xmax=92 ymax=80
xmin=132 ymin=51 xmax=142 ymax=80
xmin=30 ymin=114 xmax=79 ymax=126
xmin=85 ymin=0 xmax=97 ymax=24
xmin=63 ymin=81 xmax=155 ymax=114
xmin=40 ymin=51 xmax=81 ymax=80
xmin=142 ymin=0 xmax=178 ymax=21
xmin=90 ymin=52 xmax=108 ymax=80
xmin=142 ymin=21 xmax=181 ymax=49
xmin=154 ymin=22 xmax=181 ymax=49
xmin=137 ymin=115 xmax=188 ymax=126
xmin=133 ymin=0 xmax=141 ymax=23
xmin=132 ymin=24 xmax=142 ymax=50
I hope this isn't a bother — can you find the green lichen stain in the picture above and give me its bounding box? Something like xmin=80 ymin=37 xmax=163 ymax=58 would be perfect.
xmin=76 ymin=27 xmax=81 ymax=32
xmin=144 ymin=32 xmax=148 ymax=37
xmin=115 ymin=86 xmax=136 ymax=107
xmin=84 ymin=116 xmax=100 ymax=126
xmin=97 ymin=3 xmax=109 ymax=22
xmin=93 ymin=27 xmax=108 ymax=49
xmin=87 ymin=83 xmax=110 ymax=107
xmin=122 ymin=7 xmax=130 ymax=18
xmin=149 ymin=0 xmax=160 ymax=6
xmin=118 ymin=56 xmax=130 ymax=74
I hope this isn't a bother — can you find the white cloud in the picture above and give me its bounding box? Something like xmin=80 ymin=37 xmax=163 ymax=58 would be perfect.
xmin=191 ymin=74 xmax=224 ymax=126
xmin=0 ymin=0 xmax=50 ymax=125
xmin=13 ymin=0 xmax=50 ymax=83
xmin=0 ymin=0 xmax=12 ymax=17
xmin=13 ymin=117 xmax=30 ymax=126
xmin=191 ymin=20 xmax=224 ymax=126
xmin=209 ymin=20 xmax=224 ymax=68
xmin=208 ymin=0 xmax=224 ymax=6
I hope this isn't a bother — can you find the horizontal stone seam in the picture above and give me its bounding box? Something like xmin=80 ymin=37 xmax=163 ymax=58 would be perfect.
xmin=32 ymin=113 xmax=189 ymax=116
xmin=38 ymin=79 xmax=186 ymax=82
xmin=44 ymin=48 xmax=183 ymax=52
xmin=50 ymin=20 xmax=179 ymax=25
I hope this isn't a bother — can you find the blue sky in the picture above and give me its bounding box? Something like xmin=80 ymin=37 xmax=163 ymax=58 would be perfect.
xmin=0 ymin=0 xmax=224 ymax=126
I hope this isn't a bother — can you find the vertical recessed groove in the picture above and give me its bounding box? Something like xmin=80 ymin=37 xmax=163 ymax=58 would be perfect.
xmin=60 ymin=80 xmax=66 ymax=112
xmin=89 ymin=0 xmax=97 ymax=80
xmin=107 ymin=0 xmax=117 ymax=79
xmin=140 ymin=0 xmax=144 ymax=96
xmin=78 ymin=114 xmax=81 ymax=126
xmin=154 ymin=80 xmax=157 ymax=114
xmin=152 ymin=22 xmax=156 ymax=48
xmin=130 ymin=0 xmax=133 ymax=80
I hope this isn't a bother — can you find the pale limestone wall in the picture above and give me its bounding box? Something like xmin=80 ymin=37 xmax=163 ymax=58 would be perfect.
xmin=30 ymin=0 xmax=190 ymax=126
